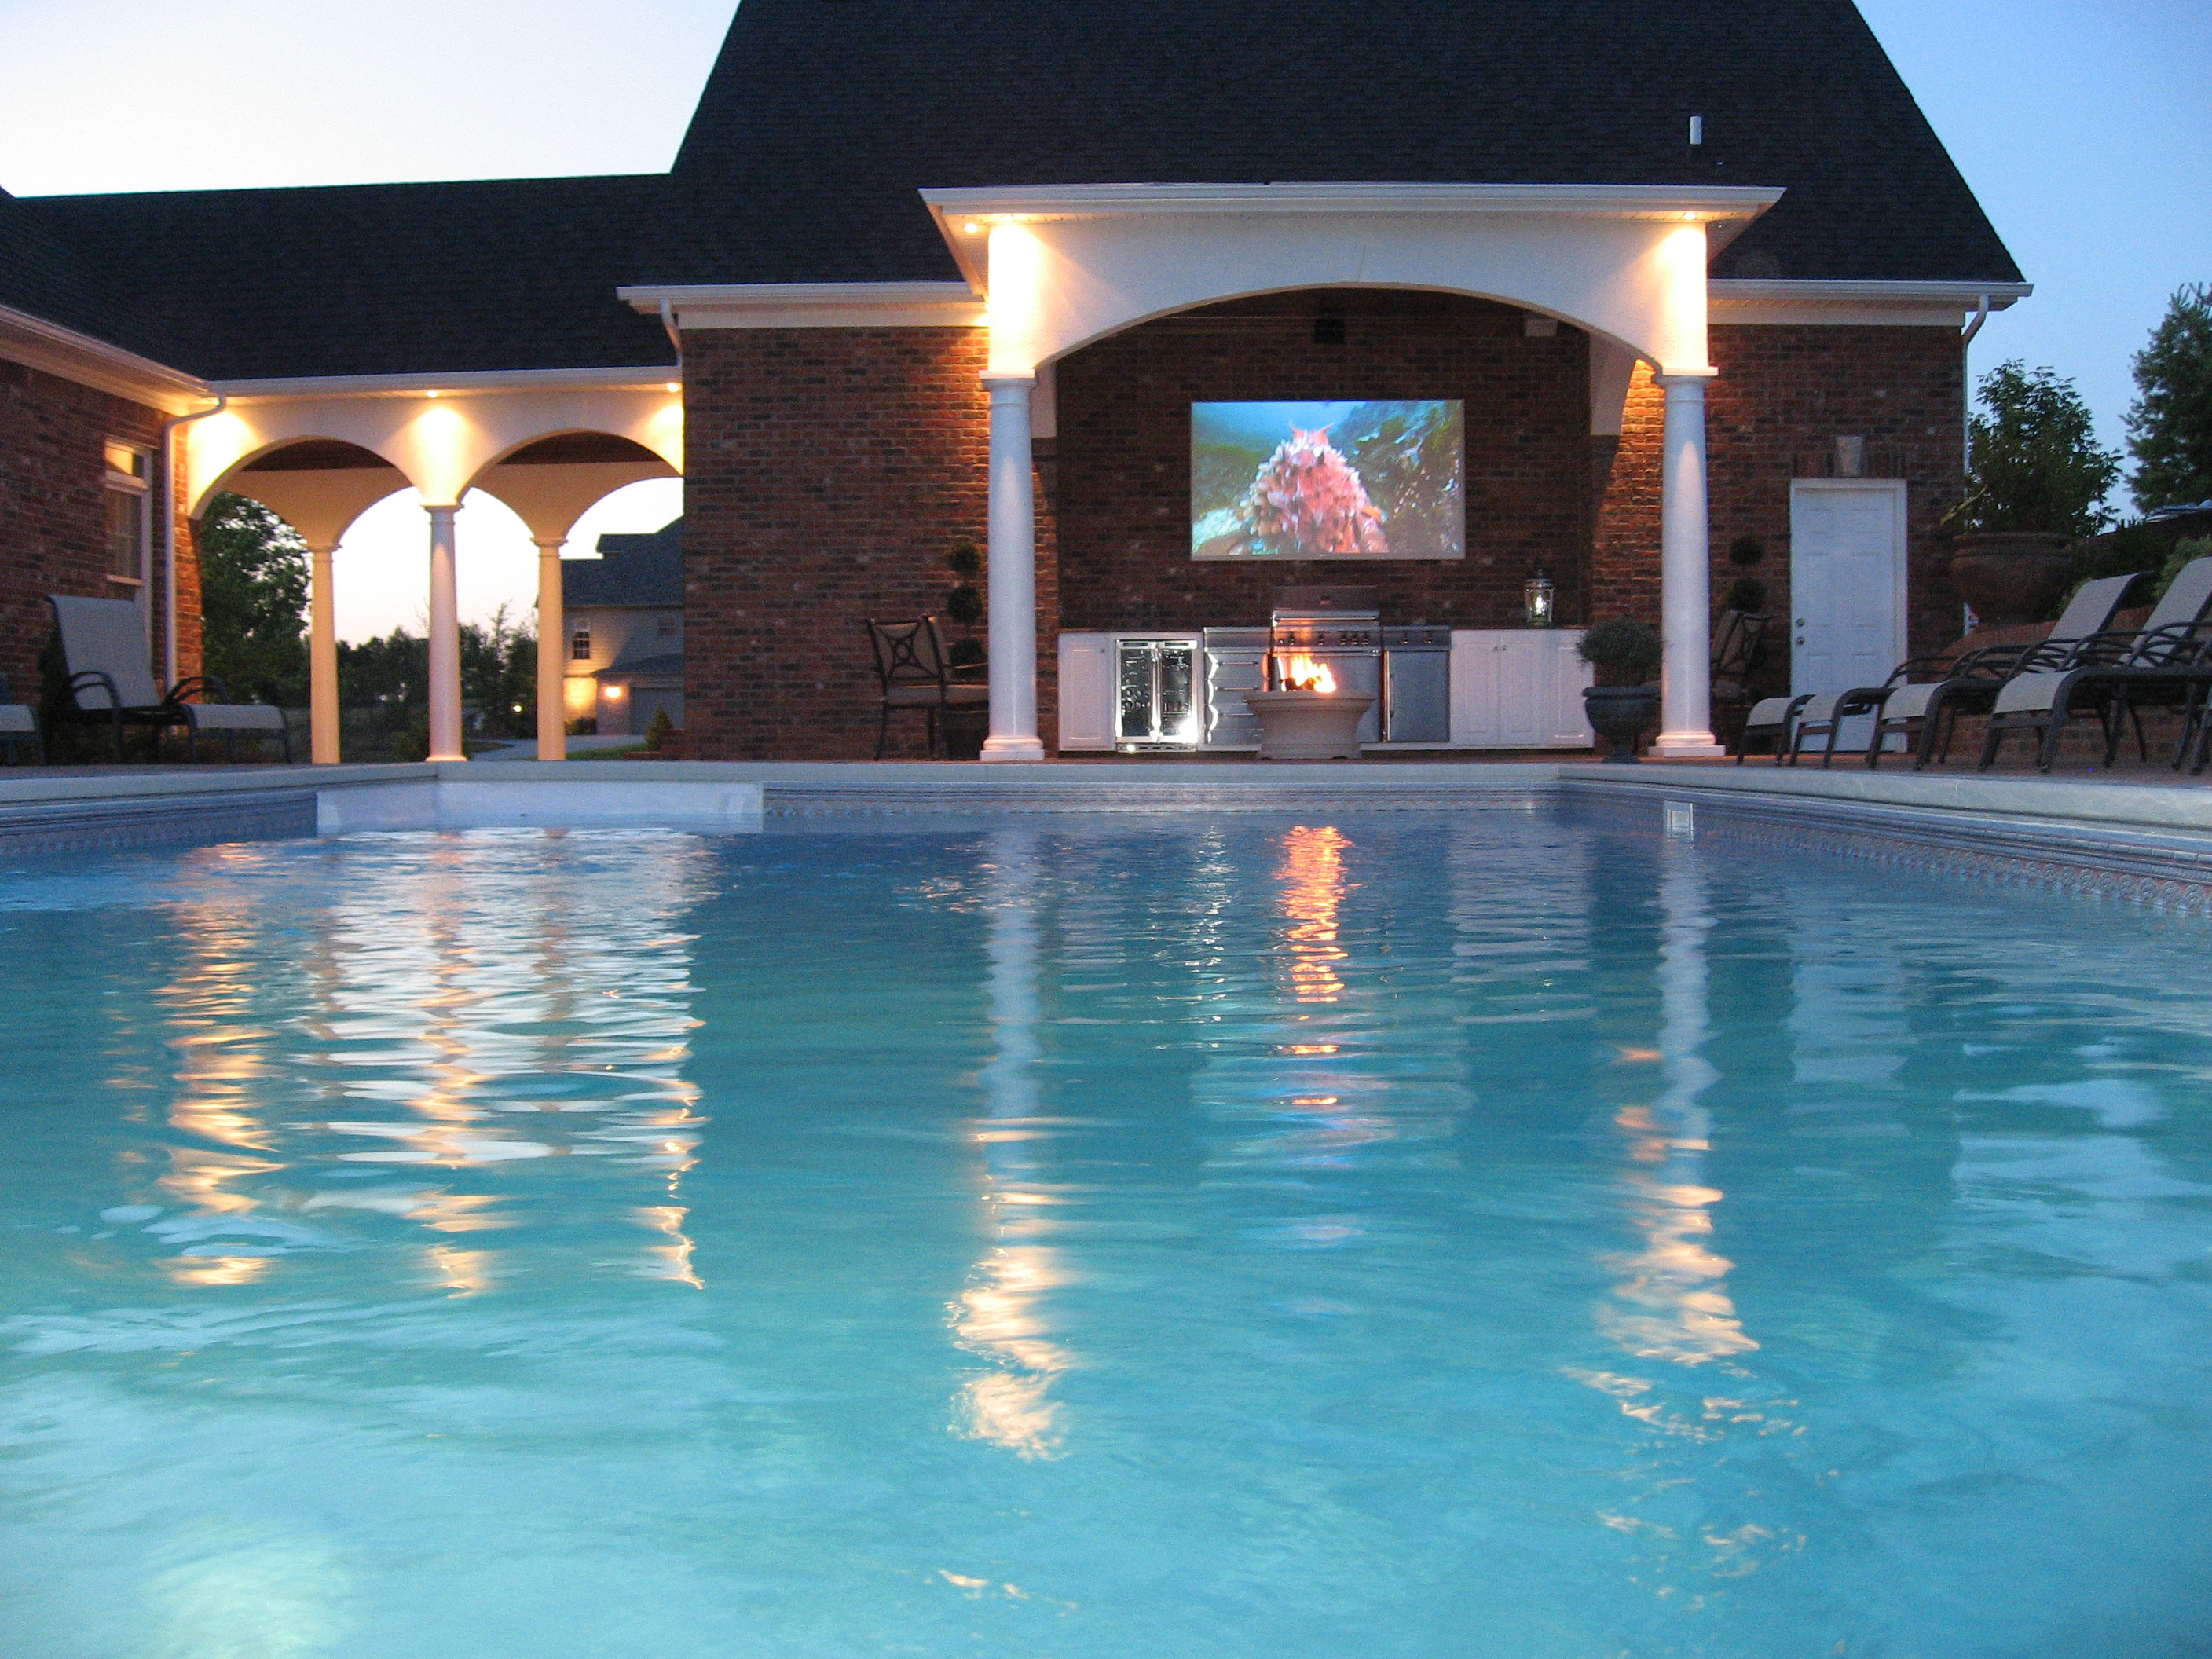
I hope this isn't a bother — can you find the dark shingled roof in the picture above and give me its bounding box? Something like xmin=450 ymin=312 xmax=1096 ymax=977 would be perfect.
xmin=571 ymin=519 xmax=682 ymax=607
xmin=654 ymin=0 xmax=2021 ymax=287
xmin=2 ymin=0 xmax=2017 ymax=379
xmin=13 ymin=174 xmax=677 ymax=380
xmin=597 ymin=650 xmax=685 ymax=679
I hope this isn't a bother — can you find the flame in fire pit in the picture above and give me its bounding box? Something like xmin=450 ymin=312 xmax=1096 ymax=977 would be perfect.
xmin=1276 ymin=653 xmax=1337 ymax=694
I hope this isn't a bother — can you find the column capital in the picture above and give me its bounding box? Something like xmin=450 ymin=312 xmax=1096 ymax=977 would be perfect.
xmin=981 ymin=373 xmax=1037 ymax=395
xmin=421 ymin=500 xmax=461 ymax=518
xmin=531 ymin=537 xmax=567 ymax=553
xmin=1653 ymin=368 xmax=1718 ymax=390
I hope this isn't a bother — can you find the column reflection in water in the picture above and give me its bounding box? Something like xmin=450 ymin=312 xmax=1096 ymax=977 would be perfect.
xmin=125 ymin=835 xmax=712 ymax=1296
xmin=951 ymin=828 xmax=1075 ymax=1459
xmin=1594 ymin=845 xmax=1756 ymax=1367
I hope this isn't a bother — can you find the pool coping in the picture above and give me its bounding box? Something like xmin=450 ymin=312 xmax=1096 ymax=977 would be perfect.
xmin=2 ymin=760 xmax=2209 ymax=910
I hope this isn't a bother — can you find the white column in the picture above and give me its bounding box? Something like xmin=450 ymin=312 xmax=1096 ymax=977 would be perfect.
xmin=1653 ymin=372 xmax=1724 ymax=757
xmin=308 ymin=543 xmax=340 ymax=764
xmin=427 ymin=504 xmax=465 ymax=763
xmin=980 ymin=375 xmax=1045 ymax=762
xmin=534 ymin=537 xmax=567 ymax=762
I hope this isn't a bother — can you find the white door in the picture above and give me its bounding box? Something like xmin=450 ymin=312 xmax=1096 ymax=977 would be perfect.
xmin=1057 ymin=633 xmax=1115 ymax=750
xmin=1790 ymin=480 xmax=1907 ymax=747
xmin=1496 ymin=634 xmax=1547 ymax=745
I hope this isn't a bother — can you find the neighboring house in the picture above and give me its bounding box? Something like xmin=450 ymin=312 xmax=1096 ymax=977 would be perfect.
xmin=0 ymin=0 xmax=2026 ymax=763
xmin=565 ymin=518 xmax=683 ymax=736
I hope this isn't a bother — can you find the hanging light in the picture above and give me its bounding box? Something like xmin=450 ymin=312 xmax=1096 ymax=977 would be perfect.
xmin=1523 ymin=567 xmax=1556 ymax=628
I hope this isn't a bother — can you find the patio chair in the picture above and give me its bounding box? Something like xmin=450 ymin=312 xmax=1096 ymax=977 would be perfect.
xmin=1709 ymin=610 xmax=1770 ymax=745
xmin=0 ymin=673 xmax=43 ymax=765
xmin=1979 ymin=617 xmax=2212 ymax=771
xmin=47 ymin=595 xmax=291 ymax=763
xmin=862 ymin=616 xmax=987 ymax=758
xmin=1791 ymin=573 xmax=2144 ymax=770
xmin=1734 ymin=693 xmax=1812 ymax=763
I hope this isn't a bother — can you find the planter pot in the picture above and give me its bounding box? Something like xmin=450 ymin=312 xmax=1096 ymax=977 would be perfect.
xmin=940 ymin=708 xmax=988 ymax=762
xmin=1243 ymin=690 xmax=1377 ymax=760
xmin=1582 ymin=685 xmax=1661 ymax=763
xmin=1947 ymin=531 xmax=2076 ymax=628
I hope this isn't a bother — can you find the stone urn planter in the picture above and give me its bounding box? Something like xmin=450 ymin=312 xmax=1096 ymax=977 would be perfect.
xmin=1947 ymin=531 xmax=2076 ymax=628
xmin=1243 ymin=690 xmax=1376 ymax=760
xmin=1582 ymin=685 xmax=1661 ymax=763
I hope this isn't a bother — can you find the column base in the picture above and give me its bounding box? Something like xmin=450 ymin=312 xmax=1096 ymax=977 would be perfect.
xmin=978 ymin=736 xmax=1047 ymax=763
xmin=1653 ymin=731 xmax=1727 ymax=759
xmin=427 ymin=751 xmax=467 ymax=764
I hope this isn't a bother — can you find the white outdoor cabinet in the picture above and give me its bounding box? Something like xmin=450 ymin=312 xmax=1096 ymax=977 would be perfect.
xmin=1449 ymin=629 xmax=1593 ymax=748
xmin=1057 ymin=632 xmax=1116 ymax=750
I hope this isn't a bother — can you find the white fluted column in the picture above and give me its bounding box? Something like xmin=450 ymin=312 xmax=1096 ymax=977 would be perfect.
xmin=1654 ymin=372 xmax=1723 ymax=757
xmin=426 ymin=504 xmax=464 ymax=763
xmin=980 ymin=375 xmax=1044 ymax=763
xmin=534 ymin=537 xmax=567 ymax=762
xmin=308 ymin=542 xmax=340 ymax=764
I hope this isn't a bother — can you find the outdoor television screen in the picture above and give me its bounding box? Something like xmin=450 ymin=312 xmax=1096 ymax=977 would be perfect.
xmin=1192 ymin=400 xmax=1465 ymax=561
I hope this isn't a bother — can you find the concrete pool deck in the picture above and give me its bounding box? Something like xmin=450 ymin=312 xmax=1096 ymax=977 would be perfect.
xmin=2 ymin=758 xmax=2210 ymax=910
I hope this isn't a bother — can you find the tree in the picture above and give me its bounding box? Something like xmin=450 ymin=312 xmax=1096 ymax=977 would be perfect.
xmin=197 ymin=492 xmax=309 ymax=702
xmin=1954 ymin=361 xmax=2120 ymax=537
xmin=461 ymin=605 xmax=537 ymax=738
xmin=2126 ymin=283 xmax=2212 ymax=511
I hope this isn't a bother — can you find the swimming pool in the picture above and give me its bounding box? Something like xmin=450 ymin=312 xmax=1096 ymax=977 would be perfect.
xmin=1 ymin=811 xmax=2206 ymax=1657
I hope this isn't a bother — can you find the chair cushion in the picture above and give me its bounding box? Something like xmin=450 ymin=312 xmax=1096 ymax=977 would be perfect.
xmin=185 ymin=703 xmax=287 ymax=732
xmin=1795 ymin=694 xmax=1840 ymax=724
xmin=0 ymin=705 xmax=35 ymax=734
xmin=882 ymin=686 xmax=947 ymax=707
xmin=1881 ymin=683 xmax=1939 ymax=720
xmin=1993 ymin=673 xmax=2065 ymax=716
xmin=943 ymin=683 xmax=989 ymax=706
xmin=1744 ymin=696 xmax=1795 ymax=727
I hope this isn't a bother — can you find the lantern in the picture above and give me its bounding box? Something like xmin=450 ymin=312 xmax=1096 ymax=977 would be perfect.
xmin=1523 ymin=568 xmax=1556 ymax=628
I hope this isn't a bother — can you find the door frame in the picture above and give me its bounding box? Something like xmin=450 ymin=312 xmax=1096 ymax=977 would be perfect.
xmin=1788 ymin=478 xmax=1909 ymax=695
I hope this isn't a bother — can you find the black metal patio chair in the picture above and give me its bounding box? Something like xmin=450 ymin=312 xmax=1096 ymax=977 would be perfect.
xmin=47 ymin=595 xmax=291 ymax=762
xmin=862 ymin=616 xmax=987 ymax=758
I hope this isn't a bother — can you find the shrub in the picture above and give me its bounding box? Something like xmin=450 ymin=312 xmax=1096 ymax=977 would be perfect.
xmin=1950 ymin=361 xmax=2119 ymax=537
xmin=1577 ymin=619 xmax=1663 ymax=686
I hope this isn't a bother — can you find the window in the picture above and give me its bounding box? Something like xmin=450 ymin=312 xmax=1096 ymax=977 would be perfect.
xmin=570 ymin=621 xmax=592 ymax=661
xmin=103 ymin=441 xmax=150 ymax=588
xmin=656 ymin=615 xmax=677 ymax=638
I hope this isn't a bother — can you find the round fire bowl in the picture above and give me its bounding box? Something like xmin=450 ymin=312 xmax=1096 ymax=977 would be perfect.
xmin=1243 ymin=690 xmax=1377 ymax=761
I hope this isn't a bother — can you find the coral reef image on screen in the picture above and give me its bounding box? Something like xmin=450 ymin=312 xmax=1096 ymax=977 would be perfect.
xmin=1192 ymin=400 xmax=1465 ymax=560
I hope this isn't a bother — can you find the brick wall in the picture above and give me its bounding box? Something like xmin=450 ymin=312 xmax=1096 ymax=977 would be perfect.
xmin=0 ymin=358 xmax=197 ymax=704
xmin=1595 ymin=325 xmax=1967 ymax=658
xmin=676 ymin=305 xmax=1964 ymax=760
xmin=1054 ymin=291 xmax=1591 ymax=634
xmin=682 ymin=326 xmax=996 ymax=760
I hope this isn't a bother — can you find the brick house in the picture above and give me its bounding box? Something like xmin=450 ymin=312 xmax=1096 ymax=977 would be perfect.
xmin=0 ymin=0 xmax=2023 ymax=764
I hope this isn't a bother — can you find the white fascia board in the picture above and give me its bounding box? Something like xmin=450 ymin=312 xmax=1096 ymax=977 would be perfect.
xmin=0 ymin=305 xmax=209 ymax=412
xmin=1708 ymin=278 xmax=2033 ymax=327
xmin=619 ymin=282 xmax=986 ymax=329
xmin=922 ymin=181 xmax=1785 ymax=292
xmin=213 ymin=364 xmax=682 ymax=402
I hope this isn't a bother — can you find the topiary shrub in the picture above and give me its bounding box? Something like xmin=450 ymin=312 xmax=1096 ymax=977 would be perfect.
xmin=1577 ymin=619 xmax=1663 ymax=687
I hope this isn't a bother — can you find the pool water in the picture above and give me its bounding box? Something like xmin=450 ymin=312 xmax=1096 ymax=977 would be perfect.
xmin=0 ymin=813 xmax=2207 ymax=1658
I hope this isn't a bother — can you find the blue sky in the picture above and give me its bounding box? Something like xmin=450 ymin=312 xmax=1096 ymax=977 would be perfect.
xmin=1 ymin=0 xmax=2202 ymax=633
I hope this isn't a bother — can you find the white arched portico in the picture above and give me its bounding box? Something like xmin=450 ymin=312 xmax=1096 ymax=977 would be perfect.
xmin=921 ymin=182 xmax=1780 ymax=760
xmin=188 ymin=371 xmax=683 ymax=763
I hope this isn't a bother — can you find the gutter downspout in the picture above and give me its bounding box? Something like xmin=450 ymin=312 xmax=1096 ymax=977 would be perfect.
xmin=157 ymin=390 xmax=228 ymax=687
xmin=1959 ymin=292 xmax=1990 ymax=346
xmin=658 ymin=298 xmax=683 ymax=361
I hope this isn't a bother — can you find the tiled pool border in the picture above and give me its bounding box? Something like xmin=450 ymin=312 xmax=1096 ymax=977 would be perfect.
xmin=2 ymin=761 xmax=2210 ymax=914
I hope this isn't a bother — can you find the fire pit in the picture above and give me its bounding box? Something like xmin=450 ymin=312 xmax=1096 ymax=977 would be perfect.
xmin=1243 ymin=654 xmax=1375 ymax=760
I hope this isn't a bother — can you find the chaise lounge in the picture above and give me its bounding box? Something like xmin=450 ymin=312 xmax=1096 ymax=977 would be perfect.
xmin=48 ymin=595 xmax=292 ymax=763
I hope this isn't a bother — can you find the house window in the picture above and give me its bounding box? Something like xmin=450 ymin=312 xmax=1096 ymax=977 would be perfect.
xmin=103 ymin=441 xmax=150 ymax=588
xmin=656 ymin=616 xmax=677 ymax=638
xmin=570 ymin=621 xmax=592 ymax=661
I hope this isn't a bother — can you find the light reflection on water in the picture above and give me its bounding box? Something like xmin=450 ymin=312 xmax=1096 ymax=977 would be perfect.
xmin=0 ymin=816 xmax=2207 ymax=1658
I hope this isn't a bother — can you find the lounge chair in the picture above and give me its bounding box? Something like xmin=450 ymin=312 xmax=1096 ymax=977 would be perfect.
xmin=0 ymin=673 xmax=42 ymax=765
xmin=1972 ymin=557 xmax=2212 ymax=771
xmin=1790 ymin=573 xmax=2143 ymax=770
xmin=47 ymin=595 xmax=291 ymax=763
xmin=1734 ymin=692 xmax=1813 ymax=763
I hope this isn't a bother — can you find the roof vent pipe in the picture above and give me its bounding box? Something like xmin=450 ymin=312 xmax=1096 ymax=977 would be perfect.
xmin=1688 ymin=115 xmax=1704 ymax=147
xmin=158 ymin=390 xmax=229 ymax=687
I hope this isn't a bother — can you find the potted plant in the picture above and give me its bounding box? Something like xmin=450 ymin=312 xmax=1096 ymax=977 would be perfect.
xmin=939 ymin=540 xmax=988 ymax=760
xmin=1577 ymin=619 xmax=1663 ymax=763
xmin=1945 ymin=361 xmax=2120 ymax=627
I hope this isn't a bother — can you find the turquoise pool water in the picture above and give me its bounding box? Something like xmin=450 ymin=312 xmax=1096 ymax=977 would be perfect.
xmin=0 ymin=813 xmax=2207 ymax=1657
